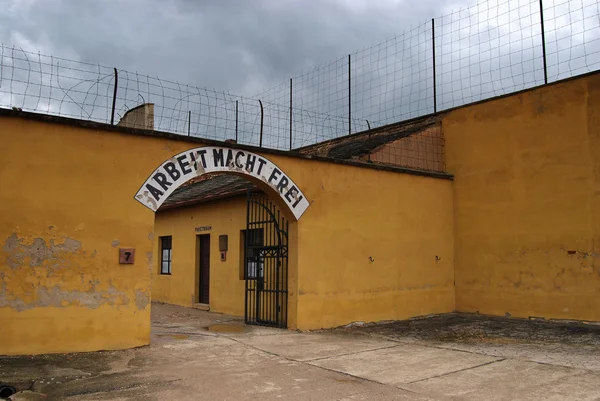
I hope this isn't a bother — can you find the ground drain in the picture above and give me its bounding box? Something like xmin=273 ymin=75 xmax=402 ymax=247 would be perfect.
xmin=0 ymin=384 xmax=16 ymax=399
xmin=206 ymin=324 xmax=250 ymax=333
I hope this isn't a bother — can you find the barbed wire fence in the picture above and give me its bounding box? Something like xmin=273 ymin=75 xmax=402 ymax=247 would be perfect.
xmin=258 ymin=0 xmax=600 ymax=128
xmin=1 ymin=0 xmax=599 ymax=173
xmin=0 ymin=47 xmax=350 ymax=151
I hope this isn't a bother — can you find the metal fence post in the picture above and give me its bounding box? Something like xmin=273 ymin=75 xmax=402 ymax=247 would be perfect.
xmin=289 ymin=78 xmax=293 ymax=150
xmin=235 ymin=100 xmax=239 ymax=142
xmin=348 ymin=54 xmax=352 ymax=136
xmin=432 ymin=19 xmax=437 ymax=113
xmin=258 ymin=99 xmax=264 ymax=148
xmin=539 ymin=0 xmax=548 ymax=84
xmin=188 ymin=110 xmax=191 ymax=136
xmin=110 ymin=68 xmax=118 ymax=124
xmin=366 ymin=120 xmax=371 ymax=162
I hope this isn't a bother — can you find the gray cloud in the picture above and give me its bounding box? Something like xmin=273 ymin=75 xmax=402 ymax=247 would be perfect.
xmin=1 ymin=0 xmax=599 ymax=149
xmin=0 ymin=0 xmax=454 ymax=94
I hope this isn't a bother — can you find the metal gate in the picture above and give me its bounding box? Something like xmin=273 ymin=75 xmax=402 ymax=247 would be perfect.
xmin=244 ymin=191 xmax=288 ymax=328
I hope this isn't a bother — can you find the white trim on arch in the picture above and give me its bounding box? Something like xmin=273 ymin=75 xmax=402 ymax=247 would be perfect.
xmin=134 ymin=146 xmax=310 ymax=220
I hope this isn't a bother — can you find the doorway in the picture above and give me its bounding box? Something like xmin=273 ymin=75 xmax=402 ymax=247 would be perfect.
xmin=244 ymin=191 xmax=288 ymax=328
xmin=198 ymin=234 xmax=210 ymax=304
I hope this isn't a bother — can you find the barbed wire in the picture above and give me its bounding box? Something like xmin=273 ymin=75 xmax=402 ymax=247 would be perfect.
xmin=258 ymin=0 xmax=600 ymax=123
xmin=0 ymin=45 xmax=367 ymax=151
xmin=1 ymin=0 xmax=599 ymax=174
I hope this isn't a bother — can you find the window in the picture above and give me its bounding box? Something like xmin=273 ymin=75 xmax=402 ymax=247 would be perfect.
xmin=160 ymin=236 xmax=172 ymax=275
xmin=240 ymin=229 xmax=264 ymax=280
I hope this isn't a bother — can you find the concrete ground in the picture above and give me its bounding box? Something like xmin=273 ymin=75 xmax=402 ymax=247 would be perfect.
xmin=2 ymin=304 xmax=600 ymax=400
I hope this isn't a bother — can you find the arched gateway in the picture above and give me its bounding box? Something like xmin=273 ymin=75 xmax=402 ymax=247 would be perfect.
xmin=136 ymin=146 xmax=309 ymax=328
xmin=134 ymin=146 xmax=310 ymax=220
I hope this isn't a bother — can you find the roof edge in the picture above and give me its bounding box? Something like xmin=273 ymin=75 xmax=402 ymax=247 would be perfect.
xmin=295 ymin=116 xmax=441 ymax=152
xmin=295 ymin=68 xmax=600 ymax=151
xmin=158 ymin=188 xmax=255 ymax=211
xmin=0 ymin=108 xmax=453 ymax=180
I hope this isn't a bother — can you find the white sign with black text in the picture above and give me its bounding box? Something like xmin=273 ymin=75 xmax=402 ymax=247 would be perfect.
xmin=134 ymin=146 xmax=310 ymax=220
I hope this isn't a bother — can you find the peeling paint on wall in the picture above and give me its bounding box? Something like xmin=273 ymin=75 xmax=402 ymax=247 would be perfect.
xmin=3 ymin=233 xmax=82 ymax=269
xmin=39 ymin=285 xmax=129 ymax=310
xmin=146 ymin=251 xmax=153 ymax=274
xmin=1 ymin=232 xmax=147 ymax=313
xmin=135 ymin=290 xmax=150 ymax=310
xmin=0 ymin=278 xmax=130 ymax=312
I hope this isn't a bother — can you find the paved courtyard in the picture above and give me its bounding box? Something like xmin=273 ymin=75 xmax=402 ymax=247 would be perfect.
xmin=1 ymin=303 xmax=600 ymax=400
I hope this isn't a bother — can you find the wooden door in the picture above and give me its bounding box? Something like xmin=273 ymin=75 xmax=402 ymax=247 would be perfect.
xmin=199 ymin=235 xmax=210 ymax=304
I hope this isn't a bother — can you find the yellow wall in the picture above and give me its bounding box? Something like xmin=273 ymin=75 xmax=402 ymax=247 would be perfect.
xmin=0 ymin=113 xmax=314 ymax=353
xmin=153 ymin=194 xmax=300 ymax=327
xmin=153 ymin=161 xmax=455 ymax=331
xmin=0 ymin=116 xmax=215 ymax=355
xmin=153 ymin=196 xmax=249 ymax=315
xmin=290 ymin=160 xmax=455 ymax=330
xmin=6 ymin=71 xmax=599 ymax=357
xmin=3 ymin=71 xmax=600 ymax=357
xmin=445 ymin=73 xmax=600 ymax=322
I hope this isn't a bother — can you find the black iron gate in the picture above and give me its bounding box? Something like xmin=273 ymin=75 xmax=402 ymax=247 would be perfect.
xmin=244 ymin=191 xmax=288 ymax=328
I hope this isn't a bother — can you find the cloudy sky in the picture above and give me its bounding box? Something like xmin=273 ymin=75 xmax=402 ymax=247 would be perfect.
xmin=1 ymin=0 xmax=599 ymax=148
xmin=0 ymin=0 xmax=466 ymax=94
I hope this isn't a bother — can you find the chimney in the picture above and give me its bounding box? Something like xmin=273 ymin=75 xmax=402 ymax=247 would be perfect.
xmin=117 ymin=103 xmax=154 ymax=130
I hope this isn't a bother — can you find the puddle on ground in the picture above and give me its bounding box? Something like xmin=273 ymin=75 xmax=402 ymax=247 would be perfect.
xmin=206 ymin=324 xmax=250 ymax=333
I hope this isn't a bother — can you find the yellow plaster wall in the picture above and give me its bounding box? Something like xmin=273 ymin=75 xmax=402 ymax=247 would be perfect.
xmin=0 ymin=116 xmax=214 ymax=355
xmin=289 ymin=161 xmax=456 ymax=330
xmin=152 ymin=157 xmax=455 ymax=331
xmin=445 ymin=73 xmax=600 ymax=322
xmin=4 ymin=71 xmax=599 ymax=356
xmin=153 ymin=194 xmax=300 ymax=328
xmin=153 ymin=197 xmax=248 ymax=315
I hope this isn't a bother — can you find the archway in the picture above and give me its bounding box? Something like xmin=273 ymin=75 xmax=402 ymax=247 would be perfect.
xmin=134 ymin=146 xmax=310 ymax=220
